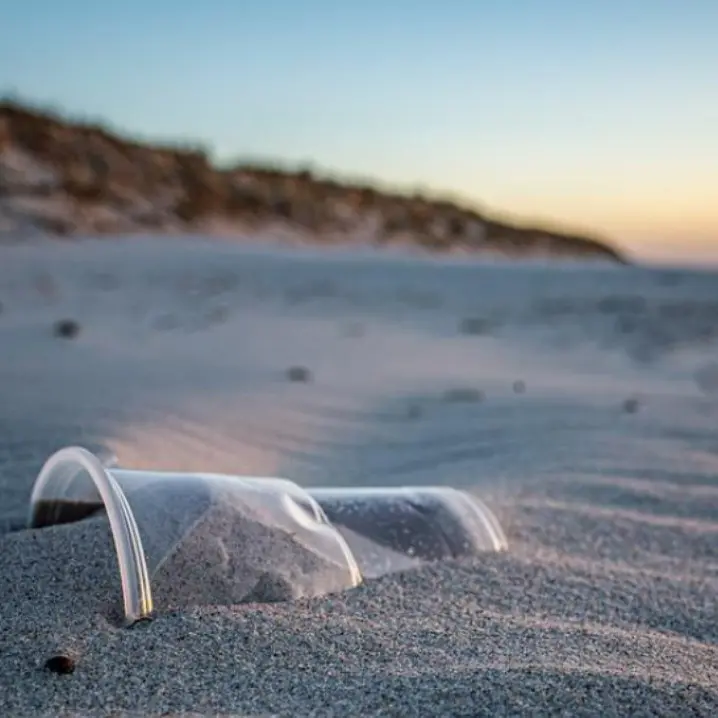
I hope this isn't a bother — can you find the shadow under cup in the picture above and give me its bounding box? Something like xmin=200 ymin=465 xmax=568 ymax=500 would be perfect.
xmin=28 ymin=447 xmax=507 ymax=625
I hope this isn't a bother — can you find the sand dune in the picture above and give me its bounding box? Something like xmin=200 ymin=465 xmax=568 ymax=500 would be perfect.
xmin=0 ymin=236 xmax=716 ymax=716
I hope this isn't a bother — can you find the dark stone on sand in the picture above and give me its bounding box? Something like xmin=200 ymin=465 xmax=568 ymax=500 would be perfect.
xmin=44 ymin=654 xmax=75 ymax=675
xmin=443 ymin=387 xmax=484 ymax=403
xmin=53 ymin=319 xmax=81 ymax=339
xmin=459 ymin=317 xmax=492 ymax=335
xmin=287 ymin=366 xmax=312 ymax=383
xmin=406 ymin=404 xmax=422 ymax=419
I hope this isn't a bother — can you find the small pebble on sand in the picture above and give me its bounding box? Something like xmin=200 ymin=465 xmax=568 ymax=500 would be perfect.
xmin=459 ymin=317 xmax=491 ymax=336
xmin=443 ymin=387 xmax=484 ymax=403
xmin=44 ymin=654 xmax=75 ymax=675
xmin=287 ymin=366 xmax=312 ymax=383
xmin=406 ymin=404 xmax=422 ymax=419
xmin=53 ymin=319 xmax=81 ymax=339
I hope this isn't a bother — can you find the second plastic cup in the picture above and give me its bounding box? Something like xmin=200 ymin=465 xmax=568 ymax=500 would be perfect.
xmin=308 ymin=486 xmax=508 ymax=578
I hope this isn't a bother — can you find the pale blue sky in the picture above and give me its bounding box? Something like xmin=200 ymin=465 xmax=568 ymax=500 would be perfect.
xmin=2 ymin=1 xmax=717 ymax=261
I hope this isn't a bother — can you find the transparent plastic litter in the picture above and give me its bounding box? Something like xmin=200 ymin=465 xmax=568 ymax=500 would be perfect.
xmin=309 ymin=486 xmax=508 ymax=578
xmin=28 ymin=446 xmax=508 ymax=625
xmin=28 ymin=446 xmax=361 ymax=624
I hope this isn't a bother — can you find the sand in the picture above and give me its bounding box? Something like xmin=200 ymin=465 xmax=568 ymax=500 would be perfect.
xmin=0 ymin=235 xmax=716 ymax=716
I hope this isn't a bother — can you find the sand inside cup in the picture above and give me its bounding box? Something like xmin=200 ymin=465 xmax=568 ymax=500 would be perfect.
xmin=29 ymin=476 xmax=361 ymax=618
xmin=152 ymin=497 xmax=356 ymax=606
xmin=126 ymin=477 xmax=361 ymax=607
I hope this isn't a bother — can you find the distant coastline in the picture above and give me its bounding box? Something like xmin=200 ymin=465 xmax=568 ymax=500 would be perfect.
xmin=0 ymin=98 xmax=626 ymax=263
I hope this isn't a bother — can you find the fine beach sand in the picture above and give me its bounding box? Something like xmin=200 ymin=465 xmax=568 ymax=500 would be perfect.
xmin=0 ymin=236 xmax=717 ymax=717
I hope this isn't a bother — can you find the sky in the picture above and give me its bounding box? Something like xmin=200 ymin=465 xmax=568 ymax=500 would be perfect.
xmin=1 ymin=0 xmax=716 ymax=263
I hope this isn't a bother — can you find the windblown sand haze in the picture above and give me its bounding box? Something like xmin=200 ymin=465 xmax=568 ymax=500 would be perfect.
xmin=0 ymin=236 xmax=716 ymax=716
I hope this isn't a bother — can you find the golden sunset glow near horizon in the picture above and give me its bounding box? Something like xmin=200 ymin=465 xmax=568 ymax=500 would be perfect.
xmin=2 ymin=1 xmax=716 ymax=265
xmin=470 ymin=190 xmax=718 ymax=264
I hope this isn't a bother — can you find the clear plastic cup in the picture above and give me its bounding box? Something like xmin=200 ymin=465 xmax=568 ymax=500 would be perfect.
xmin=28 ymin=447 xmax=508 ymax=625
xmin=28 ymin=446 xmax=362 ymax=625
xmin=307 ymin=486 xmax=508 ymax=578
